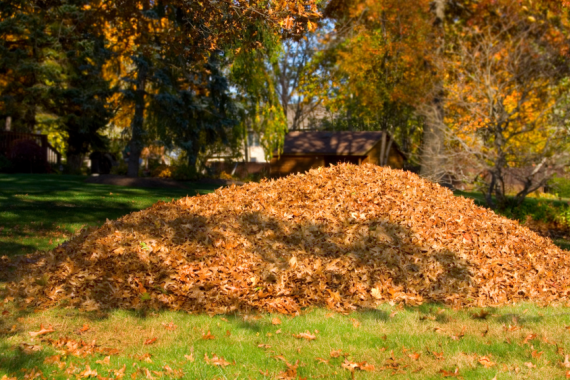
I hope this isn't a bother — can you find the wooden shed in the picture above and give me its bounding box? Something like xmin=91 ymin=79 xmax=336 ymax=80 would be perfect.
xmin=270 ymin=131 xmax=406 ymax=177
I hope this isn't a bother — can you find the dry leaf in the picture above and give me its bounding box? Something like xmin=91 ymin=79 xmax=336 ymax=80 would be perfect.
xmin=184 ymin=353 xmax=195 ymax=362
xmin=531 ymin=350 xmax=543 ymax=359
xmin=143 ymin=338 xmax=157 ymax=345
xmin=12 ymin=164 xmax=570 ymax=317
xmin=408 ymin=352 xmax=421 ymax=361
xmin=29 ymin=324 xmax=55 ymax=337
xmin=80 ymin=365 xmax=98 ymax=378
xmin=161 ymin=322 xmax=177 ymax=331
xmin=96 ymin=356 xmax=111 ymax=365
xmin=204 ymin=353 xmax=232 ymax=367
xmin=293 ymin=331 xmax=316 ymax=341
xmin=524 ymin=362 xmax=536 ymax=369
xmin=272 ymin=318 xmax=282 ymax=325
xmin=439 ymin=368 xmax=462 ymax=377
xmin=330 ymin=349 xmax=343 ymax=358
xmin=201 ymin=331 xmax=215 ymax=340
xmin=478 ymin=356 xmax=496 ymax=368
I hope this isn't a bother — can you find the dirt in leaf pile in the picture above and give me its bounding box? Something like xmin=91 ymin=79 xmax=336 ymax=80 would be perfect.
xmin=8 ymin=164 xmax=570 ymax=313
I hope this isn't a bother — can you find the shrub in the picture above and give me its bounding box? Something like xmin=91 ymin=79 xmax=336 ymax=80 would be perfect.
xmin=151 ymin=165 xmax=173 ymax=178
xmin=171 ymin=164 xmax=199 ymax=181
xmin=110 ymin=161 xmax=128 ymax=175
xmin=549 ymin=176 xmax=570 ymax=199
xmin=0 ymin=155 xmax=13 ymax=173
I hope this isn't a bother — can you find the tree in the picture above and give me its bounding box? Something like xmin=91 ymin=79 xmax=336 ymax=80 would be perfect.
xmin=101 ymin=0 xmax=320 ymax=177
xmin=431 ymin=0 xmax=570 ymax=209
xmin=0 ymin=0 xmax=60 ymax=133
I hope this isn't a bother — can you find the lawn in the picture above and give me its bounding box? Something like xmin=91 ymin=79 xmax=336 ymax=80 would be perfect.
xmin=0 ymin=174 xmax=219 ymax=257
xmin=1 ymin=174 xmax=570 ymax=379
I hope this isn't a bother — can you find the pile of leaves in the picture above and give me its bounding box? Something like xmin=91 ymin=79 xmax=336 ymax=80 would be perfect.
xmin=7 ymin=164 xmax=570 ymax=313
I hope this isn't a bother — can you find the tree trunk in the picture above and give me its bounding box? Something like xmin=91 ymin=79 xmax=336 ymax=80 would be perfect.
xmin=419 ymin=0 xmax=446 ymax=182
xmin=67 ymin=153 xmax=84 ymax=174
xmin=127 ymin=64 xmax=148 ymax=178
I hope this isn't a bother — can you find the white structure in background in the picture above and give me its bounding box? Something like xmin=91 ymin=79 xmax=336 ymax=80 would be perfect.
xmin=246 ymin=132 xmax=266 ymax=163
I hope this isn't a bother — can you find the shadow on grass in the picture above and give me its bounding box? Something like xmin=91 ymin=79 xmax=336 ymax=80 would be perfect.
xmin=0 ymin=174 xmax=219 ymax=257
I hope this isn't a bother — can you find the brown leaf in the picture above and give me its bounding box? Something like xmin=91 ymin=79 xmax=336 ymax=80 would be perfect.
xmin=315 ymin=357 xmax=329 ymax=364
xmin=78 ymin=324 xmax=90 ymax=333
xmin=96 ymin=356 xmax=111 ymax=365
xmin=29 ymin=323 xmax=55 ymax=337
xmin=439 ymin=368 xmax=462 ymax=377
xmin=161 ymin=322 xmax=177 ymax=331
xmin=471 ymin=310 xmax=490 ymax=319
xmin=204 ymin=353 xmax=232 ymax=367
xmin=201 ymin=331 xmax=215 ymax=340
xmin=293 ymin=331 xmax=316 ymax=340
xmin=272 ymin=317 xmax=282 ymax=325
xmin=523 ymin=334 xmax=537 ymax=345
xmin=524 ymin=362 xmax=536 ymax=369
xmin=143 ymin=338 xmax=157 ymax=345
xmin=478 ymin=356 xmax=496 ymax=368
xmin=184 ymin=353 xmax=195 ymax=362
xmin=531 ymin=350 xmax=543 ymax=359
xmin=330 ymin=349 xmax=343 ymax=358
xmin=80 ymin=365 xmax=98 ymax=378
xmin=408 ymin=352 xmax=421 ymax=361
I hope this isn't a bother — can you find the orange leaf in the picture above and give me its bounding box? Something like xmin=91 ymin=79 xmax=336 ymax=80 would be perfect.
xmin=202 ymin=331 xmax=215 ymax=340
xmin=293 ymin=331 xmax=316 ymax=341
xmin=143 ymin=338 xmax=157 ymax=345
xmin=272 ymin=318 xmax=282 ymax=325
xmin=29 ymin=324 xmax=55 ymax=337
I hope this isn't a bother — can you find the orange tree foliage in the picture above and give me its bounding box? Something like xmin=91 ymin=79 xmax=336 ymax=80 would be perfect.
xmin=7 ymin=164 xmax=570 ymax=314
xmin=437 ymin=0 xmax=570 ymax=208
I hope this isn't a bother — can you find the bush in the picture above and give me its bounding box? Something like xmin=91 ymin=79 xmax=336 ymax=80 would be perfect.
xmin=0 ymin=155 xmax=13 ymax=173
xmin=151 ymin=165 xmax=173 ymax=178
xmin=171 ymin=164 xmax=199 ymax=181
xmin=110 ymin=161 xmax=128 ymax=175
xmin=549 ymin=176 xmax=570 ymax=199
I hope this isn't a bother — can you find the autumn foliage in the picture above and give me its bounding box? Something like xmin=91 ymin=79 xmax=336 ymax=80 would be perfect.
xmin=8 ymin=164 xmax=570 ymax=313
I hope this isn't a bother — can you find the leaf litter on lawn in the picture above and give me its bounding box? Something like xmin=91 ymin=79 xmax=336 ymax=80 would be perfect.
xmin=6 ymin=163 xmax=570 ymax=314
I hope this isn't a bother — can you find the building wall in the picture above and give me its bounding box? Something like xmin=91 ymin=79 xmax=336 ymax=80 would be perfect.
xmin=270 ymin=155 xmax=325 ymax=177
xmin=365 ymin=140 xmax=405 ymax=169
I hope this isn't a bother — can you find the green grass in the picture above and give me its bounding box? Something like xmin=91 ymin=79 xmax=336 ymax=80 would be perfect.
xmin=0 ymin=174 xmax=219 ymax=257
xmin=0 ymin=300 xmax=570 ymax=379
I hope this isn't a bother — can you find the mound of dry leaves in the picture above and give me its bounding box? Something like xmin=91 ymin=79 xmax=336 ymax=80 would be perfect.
xmin=8 ymin=164 xmax=570 ymax=313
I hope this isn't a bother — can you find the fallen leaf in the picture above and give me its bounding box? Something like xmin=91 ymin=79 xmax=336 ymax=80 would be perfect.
xmin=524 ymin=362 xmax=536 ymax=369
xmin=272 ymin=318 xmax=282 ymax=325
xmin=293 ymin=331 xmax=316 ymax=341
xmin=408 ymin=352 xmax=421 ymax=361
xmin=184 ymin=353 xmax=195 ymax=362
xmin=201 ymin=331 xmax=215 ymax=340
xmin=531 ymin=350 xmax=543 ymax=359
xmin=478 ymin=356 xmax=496 ymax=368
xmin=161 ymin=322 xmax=177 ymax=331
xmin=96 ymin=356 xmax=111 ymax=365
xmin=330 ymin=349 xmax=343 ymax=358
xmin=80 ymin=365 xmax=98 ymax=378
xmin=315 ymin=357 xmax=329 ymax=364
xmin=204 ymin=353 xmax=232 ymax=367
xmin=439 ymin=368 xmax=462 ymax=377
xmin=78 ymin=324 xmax=90 ymax=333
xmin=29 ymin=324 xmax=55 ymax=337
xmin=143 ymin=338 xmax=157 ymax=345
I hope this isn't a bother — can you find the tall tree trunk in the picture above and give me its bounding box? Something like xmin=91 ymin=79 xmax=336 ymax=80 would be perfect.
xmin=127 ymin=64 xmax=148 ymax=178
xmin=420 ymin=0 xmax=446 ymax=182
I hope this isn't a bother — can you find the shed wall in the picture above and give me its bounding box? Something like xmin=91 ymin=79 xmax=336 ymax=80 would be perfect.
xmin=270 ymin=155 xmax=325 ymax=177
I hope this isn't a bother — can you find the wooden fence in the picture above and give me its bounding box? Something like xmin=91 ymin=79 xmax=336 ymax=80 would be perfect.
xmin=0 ymin=131 xmax=62 ymax=165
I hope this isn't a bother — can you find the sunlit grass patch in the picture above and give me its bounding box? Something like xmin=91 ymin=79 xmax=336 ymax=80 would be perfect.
xmin=1 ymin=302 xmax=569 ymax=379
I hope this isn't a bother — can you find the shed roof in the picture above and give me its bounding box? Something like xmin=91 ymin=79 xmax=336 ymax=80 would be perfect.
xmin=279 ymin=131 xmax=388 ymax=156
